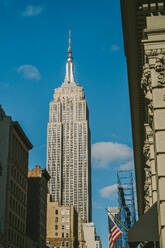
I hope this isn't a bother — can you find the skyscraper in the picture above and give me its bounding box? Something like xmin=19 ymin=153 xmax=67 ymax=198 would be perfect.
xmin=46 ymin=32 xmax=91 ymax=222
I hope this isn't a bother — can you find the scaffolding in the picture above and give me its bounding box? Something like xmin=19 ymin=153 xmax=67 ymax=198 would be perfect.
xmin=117 ymin=169 xmax=136 ymax=248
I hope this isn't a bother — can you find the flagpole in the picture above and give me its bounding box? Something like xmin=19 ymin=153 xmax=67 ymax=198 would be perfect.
xmin=106 ymin=208 xmax=128 ymax=232
xmin=106 ymin=208 xmax=145 ymax=248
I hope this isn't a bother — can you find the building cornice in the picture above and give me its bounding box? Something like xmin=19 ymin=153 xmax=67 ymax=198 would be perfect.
xmin=12 ymin=121 xmax=33 ymax=150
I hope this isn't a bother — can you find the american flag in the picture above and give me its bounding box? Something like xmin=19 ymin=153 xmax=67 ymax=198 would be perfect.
xmin=108 ymin=213 xmax=122 ymax=248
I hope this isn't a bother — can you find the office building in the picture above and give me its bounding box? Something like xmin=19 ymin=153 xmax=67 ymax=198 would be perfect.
xmin=46 ymin=32 xmax=91 ymax=222
xmin=0 ymin=105 xmax=32 ymax=248
xmin=26 ymin=165 xmax=50 ymax=248
xmin=46 ymin=195 xmax=84 ymax=248
xmin=82 ymin=223 xmax=102 ymax=248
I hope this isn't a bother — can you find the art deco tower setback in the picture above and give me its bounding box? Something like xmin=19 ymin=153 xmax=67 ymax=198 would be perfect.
xmin=47 ymin=32 xmax=92 ymax=222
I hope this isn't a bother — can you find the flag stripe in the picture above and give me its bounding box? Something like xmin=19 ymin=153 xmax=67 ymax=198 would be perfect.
xmin=112 ymin=228 xmax=121 ymax=238
xmin=108 ymin=213 xmax=122 ymax=248
xmin=113 ymin=231 xmax=122 ymax=241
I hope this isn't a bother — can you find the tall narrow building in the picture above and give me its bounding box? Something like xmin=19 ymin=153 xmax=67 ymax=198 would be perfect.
xmin=46 ymin=32 xmax=92 ymax=222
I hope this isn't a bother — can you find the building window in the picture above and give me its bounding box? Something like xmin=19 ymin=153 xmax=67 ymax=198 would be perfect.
xmin=62 ymin=217 xmax=65 ymax=222
xmin=66 ymin=224 xmax=69 ymax=230
xmin=55 ymin=210 xmax=58 ymax=214
xmin=55 ymin=225 xmax=58 ymax=230
xmin=66 ymin=233 xmax=69 ymax=238
xmin=62 ymin=225 xmax=65 ymax=230
xmin=61 ymin=210 xmax=65 ymax=215
xmin=66 ymin=209 xmax=70 ymax=215
xmin=55 ymin=232 xmax=58 ymax=236
xmin=66 ymin=217 xmax=70 ymax=222
xmin=62 ymin=233 xmax=64 ymax=238
xmin=55 ymin=217 xmax=58 ymax=222
xmin=66 ymin=242 xmax=69 ymax=247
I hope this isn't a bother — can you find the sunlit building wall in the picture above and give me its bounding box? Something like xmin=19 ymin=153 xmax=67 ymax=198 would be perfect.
xmin=47 ymin=33 xmax=91 ymax=222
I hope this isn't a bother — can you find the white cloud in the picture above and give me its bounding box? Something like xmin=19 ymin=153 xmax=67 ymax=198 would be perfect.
xmin=22 ymin=5 xmax=43 ymax=16
xmin=91 ymin=142 xmax=133 ymax=168
xmin=100 ymin=184 xmax=118 ymax=199
xmin=119 ymin=160 xmax=134 ymax=171
xmin=17 ymin=65 xmax=41 ymax=80
xmin=111 ymin=45 xmax=120 ymax=51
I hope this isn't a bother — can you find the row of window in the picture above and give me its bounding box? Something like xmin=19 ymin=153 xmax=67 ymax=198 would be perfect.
xmin=9 ymin=212 xmax=25 ymax=233
xmin=11 ymin=166 xmax=26 ymax=188
xmin=10 ymin=180 xmax=26 ymax=204
xmin=8 ymin=228 xmax=24 ymax=248
xmin=54 ymin=232 xmax=70 ymax=238
xmin=49 ymin=112 xmax=87 ymax=123
xmin=61 ymin=241 xmax=70 ymax=246
xmin=11 ymin=134 xmax=28 ymax=170
xmin=9 ymin=197 xmax=26 ymax=218
xmin=55 ymin=209 xmax=70 ymax=215
xmin=55 ymin=224 xmax=70 ymax=230
xmin=55 ymin=217 xmax=70 ymax=222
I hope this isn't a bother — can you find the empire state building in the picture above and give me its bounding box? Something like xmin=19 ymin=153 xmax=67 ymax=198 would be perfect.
xmin=46 ymin=33 xmax=92 ymax=222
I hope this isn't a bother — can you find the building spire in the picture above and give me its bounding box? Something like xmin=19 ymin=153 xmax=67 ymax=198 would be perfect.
xmin=62 ymin=29 xmax=77 ymax=87
xmin=68 ymin=28 xmax=72 ymax=58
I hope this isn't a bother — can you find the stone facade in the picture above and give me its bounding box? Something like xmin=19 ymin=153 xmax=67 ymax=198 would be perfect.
xmin=0 ymin=105 xmax=32 ymax=248
xmin=120 ymin=0 xmax=165 ymax=247
xmin=26 ymin=165 xmax=50 ymax=248
xmin=143 ymin=19 xmax=165 ymax=246
xmin=46 ymin=195 xmax=85 ymax=248
xmin=82 ymin=223 xmax=102 ymax=248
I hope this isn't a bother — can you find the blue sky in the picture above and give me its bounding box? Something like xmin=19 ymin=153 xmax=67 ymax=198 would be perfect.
xmin=0 ymin=0 xmax=134 ymax=247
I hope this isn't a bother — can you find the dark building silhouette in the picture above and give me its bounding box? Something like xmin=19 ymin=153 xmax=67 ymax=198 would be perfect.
xmin=0 ymin=105 xmax=33 ymax=248
xmin=26 ymin=165 xmax=50 ymax=248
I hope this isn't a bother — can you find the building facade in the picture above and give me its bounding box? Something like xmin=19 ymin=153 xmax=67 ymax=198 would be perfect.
xmin=26 ymin=165 xmax=50 ymax=248
xmin=46 ymin=33 xmax=92 ymax=222
xmin=0 ymin=233 xmax=5 ymax=248
xmin=46 ymin=195 xmax=84 ymax=248
xmin=120 ymin=0 xmax=165 ymax=247
xmin=82 ymin=223 xmax=102 ymax=248
xmin=0 ymin=105 xmax=33 ymax=248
